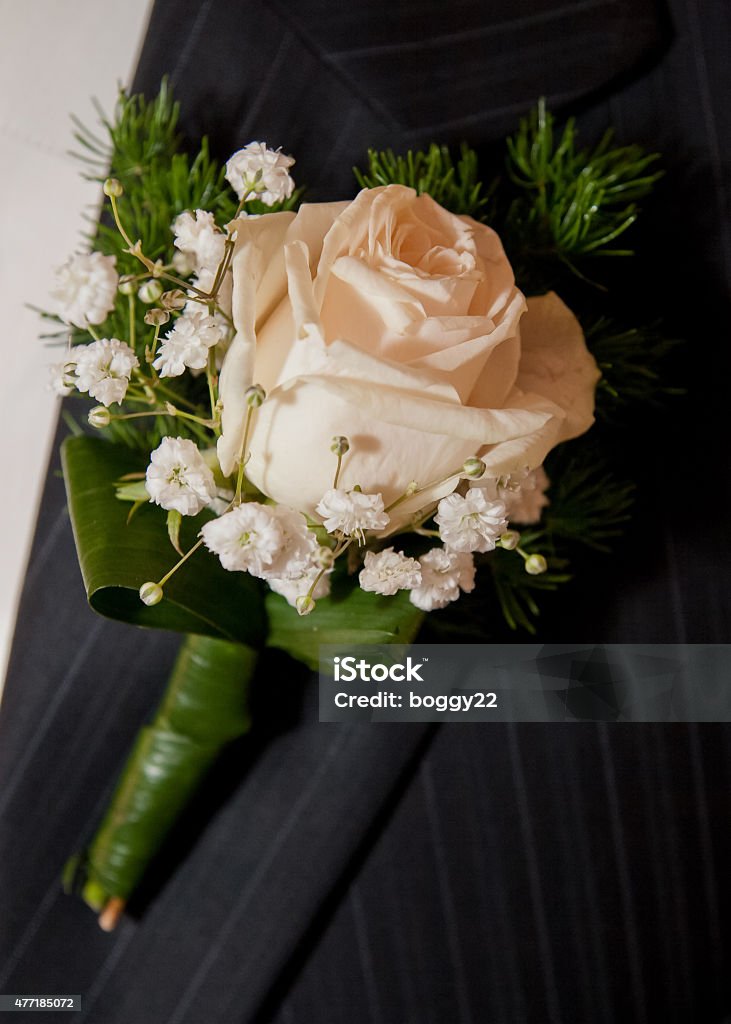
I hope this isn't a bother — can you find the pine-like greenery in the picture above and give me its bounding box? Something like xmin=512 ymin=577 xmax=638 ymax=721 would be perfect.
xmin=503 ymin=99 xmax=662 ymax=275
xmin=586 ymin=318 xmax=684 ymax=418
xmin=354 ymin=142 xmax=494 ymax=219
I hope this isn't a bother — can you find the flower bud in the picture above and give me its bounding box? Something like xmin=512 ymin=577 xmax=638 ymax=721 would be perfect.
xmin=316 ymin=546 xmax=335 ymax=569
xmin=118 ymin=278 xmax=136 ymax=296
xmin=144 ymin=308 xmax=170 ymax=327
xmin=103 ymin=177 xmax=123 ymax=198
xmin=161 ymin=289 xmax=187 ymax=310
xmin=330 ymin=436 xmax=350 ymax=456
xmin=500 ymin=529 xmax=520 ymax=550
xmin=296 ymin=593 xmax=315 ymax=616
xmin=60 ymin=363 xmax=77 ymax=390
xmin=88 ymin=406 xmax=111 ymax=428
xmin=138 ymin=279 xmax=163 ymax=304
xmin=245 ymin=384 xmax=266 ymax=408
xmin=172 ymin=250 xmax=195 ymax=276
xmin=524 ymin=554 xmax=548 ymax=576
xmin=139 ymin=582 xmax=163 ymax=606
xmin=462 ymin=456 xmax=486 ymax=480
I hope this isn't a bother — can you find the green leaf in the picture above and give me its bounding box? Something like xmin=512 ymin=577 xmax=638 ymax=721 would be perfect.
xmin=61 ymin=434 xmax=266 ymax=646
xmin=166 ymin=509 xmax=183 ymax=555
xmin=66 ymin=634 xmax=257 ymax=908
xmin=62 ymin=434 xmax=423 ymax=661
xmin=266 ymin=568 xmax=425 ymax=670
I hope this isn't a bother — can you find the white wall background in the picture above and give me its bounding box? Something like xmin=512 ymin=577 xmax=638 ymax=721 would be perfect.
xmin=0 ymin=0 xmax=154 ymax=694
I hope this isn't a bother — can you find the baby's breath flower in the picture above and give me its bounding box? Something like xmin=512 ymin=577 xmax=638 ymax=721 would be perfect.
xmin=316 ymin=488 xmax=389 ymax=541
xmin=73 ymin=338 xmax=138 ymax=407
xmin=202 ymin=502 xmax=317 ymax=581
xmin=359 ymin=548 xmax=422 ymax=597
xmin=502 ymin=467 xmax=550 ymax=525
xmin=48 ymin=359 xmax=76 ymax=397
xmin=145 ymin=437 xmax=217 ymax=516
xmin=173 ymin=210 xmax=226 ymax=274
xmin=201 ymin=503 xmax=282 ymax=575
xmin=268 ymin=564 xmax=332 ymax=609
xmin=435 ymin=488 xmax=507 ymax=553
xmin=172 ymin=250 xmax=196 ymax=276
xmin=225 ymin=142 xmax=295 ymax=205
xmin=190 ymin=266 xmax=232 ymax=318
xmin=51 ymin=252 xmax=118 ymax=328
xmin=153 ymin=310 xmax=227 ymax=377
xmin=409 ymin=548 xmax=475 ymax=612
xmin=262 ymin=506 xmax=322 ymax=580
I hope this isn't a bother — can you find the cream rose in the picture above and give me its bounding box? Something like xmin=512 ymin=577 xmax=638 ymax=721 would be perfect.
xmin=217 ymin=185 xmax=599 ymax=531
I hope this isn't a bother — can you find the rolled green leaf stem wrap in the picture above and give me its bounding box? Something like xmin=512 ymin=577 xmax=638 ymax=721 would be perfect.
xmin=67 ymin=634 xmax=257 ymax=918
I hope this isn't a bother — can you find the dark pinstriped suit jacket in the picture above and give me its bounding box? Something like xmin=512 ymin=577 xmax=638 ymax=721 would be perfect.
xmin=1 ymin=1 xmax=730 ymax=1021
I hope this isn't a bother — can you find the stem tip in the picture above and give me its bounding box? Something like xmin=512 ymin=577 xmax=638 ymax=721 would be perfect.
xmin=99 ymin=897 xmax=126 ymax=932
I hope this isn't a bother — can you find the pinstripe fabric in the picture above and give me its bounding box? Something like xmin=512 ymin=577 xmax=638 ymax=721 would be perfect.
xmin=267 ymin=726 xmax=731 ymax=1024
xmin=1 ymin=1 xmax=731 ymax=1022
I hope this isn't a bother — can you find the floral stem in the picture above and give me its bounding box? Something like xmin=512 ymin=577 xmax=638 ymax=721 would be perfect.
xmin=333 ymin=453 xmax=345 ymax=489
xmin=152 ymin=380 xmax=200 ymax=412
xmin=157 ymin=537 xmax=204 ymax=588
xmin=206 ymin=349 xmax=218 ymax=427
xmin=304 ymin=537 xmax=353 ymax=608
xmin=128 ymin=293 xmax=136 ymax=350
xmin=108 ymin=194 xmax=135 ymax=250
xmin=146 ymin=324 xmax=161 ymax=366
xmin=234 ymin=405 xmax=255 ymax=504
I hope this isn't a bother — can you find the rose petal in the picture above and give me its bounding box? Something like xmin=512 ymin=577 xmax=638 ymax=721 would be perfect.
xmin=517 ymin=291 xmax=601 ymax=442
xmin=217 ymin=211 xmax=295 ymax=476
xmin=246 ymin=336 xmax=552 ymax=526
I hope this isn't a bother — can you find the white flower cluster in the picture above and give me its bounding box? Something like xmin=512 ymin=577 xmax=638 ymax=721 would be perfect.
xmin=154 ymin=309 xmax=228 ymax=377
xmin=201 ymin=501 xmax=330 ymax=606
xmin=225 ymin=142 xmax=295 ymax=206
xmin=51 ymin=252 xmax=118 ymax=328
xmin=173 ymin=210 xmax=225 ymax=274
xmin=146 ymin=437 xmax=217 ymax=516
xmin=137 ymin=436 xmax=550 ymax=613
xmin=316 ymin=488 xmax=389 ymax=541
xmin=357 ymin=546 xmax=475 ymax=611
xmin=491 ymin=467 xmax=550 ymax=525
xmin=410 ymin=548 xmax=476 ymax=612
xmin=435 ymin=488 xmax=507 ymax=553
xmin=59 ymin=338 xmax=139 ymax=407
